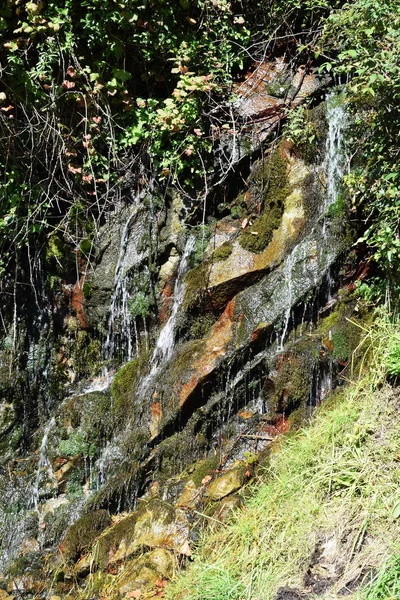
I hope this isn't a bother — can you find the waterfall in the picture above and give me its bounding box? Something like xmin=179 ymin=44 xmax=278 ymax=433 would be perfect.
xmin=322 ymin=92 xmax=348 ymax=229
xmin=142 ymin=235 xmax=196 ymax=390
xmin=152 ymin=235 xmax=196 ymax=368
xmin=31 ymin=417 xmax=56 ymax=509
xmin=103 ymin=210 xmax=138 ymax=364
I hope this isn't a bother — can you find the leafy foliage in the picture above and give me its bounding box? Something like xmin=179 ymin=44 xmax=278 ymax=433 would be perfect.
xmin=317 ymin=0 xmax=400 ymax=302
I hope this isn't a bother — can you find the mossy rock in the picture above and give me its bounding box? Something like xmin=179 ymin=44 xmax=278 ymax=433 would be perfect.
xmin=239 ymin=149 xmax=290 ymax=254
xmin=189 ymin=455 xmax=219 ymax=488
xmin=46 ymin=234 xmax=75 ymax=274
xmin=213 ymin=242 xmax=233 ymax=262
xmin=94 ymin=499 xmax=189 ymax=569
xmin=266 ymin=338 xmax=319 ymax=417
xmin=318 ymin=290 xmax=369 ymax=363
xmin=183 ymin=263 xmax=210 ymax=312
xmin=189 ymin=313 xmax=217 ymax=340
xmin=117 ymin=548 xmax=175 ymax=596
xmin=239 ymin=206 xmax=284 ymax=253
xmin=62 ymin=510 xmax=112 ymax=563
xmin=205 ymin=463 xmax=247 ymax=501
xmin=111 ymin=346 xmax=151 ymax=419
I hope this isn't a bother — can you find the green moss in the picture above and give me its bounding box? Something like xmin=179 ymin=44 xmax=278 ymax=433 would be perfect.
xmin=6 ymin=552 xmax=44 ymax=580
xmin=189 ymin=455 xmax=219 ymax=487
xmin=213 ymin=242 xmax=233 ymax=262
xmin=318 ymin=290 xmax=368 ymax=363
xmin=267 ymin=339 xmax=319 ymax=417
xmin=79 ymin=238 xmax=93 ymax=256
xmin=46 ymin=234 xmax=75 ymax=273
xmin=265 ymin=74 xmax=291 ymax=98
xmin=169 ymin=339 xmax=203 ymax=382
xmin=183 ymin=263 xmax=209 ymax=312
xmin=287 ymin=406 xmax=307 ymax=431
xmin=111 ymin=346 xmax=151 ymax=418
xmin=239 ymin=149 xmax=290 ymax=253
xmin=95 ymin=512 xmax=138 ymax=569
xmin=82 ymin=281 xmax=92 ymax=298
xmin=190 ymin=313 xmax=217 ymax=340
xmin=94 ymin=499 xmax=175 ymax=570
xmin=62 ymin=510 xmax=112 ymax=563
xmin=59 ymin=429 xmax=96 ymax=458
xmin=239 ymin=206 xmax=283 ymax=253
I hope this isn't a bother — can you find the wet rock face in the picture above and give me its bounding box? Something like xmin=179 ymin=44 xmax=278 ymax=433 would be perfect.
xmin=84 ymin=203 xmax=150 ymax=329
xmin=0 ymin=77 xmax=354 ymax=597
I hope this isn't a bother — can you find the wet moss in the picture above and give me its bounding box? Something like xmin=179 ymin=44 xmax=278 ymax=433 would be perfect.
xmin=189 ymin=455 xmax=219 ymax=487
xmin=287 ymin=406 xmax=308 ymax=431
xmin=302 ymin=172 xmax=323 ymax=228
xmin=6 ymin=551 xmax=44 ymax=580
xmin=239 ymin=206 xmax=284 ymax=253
xmin=213 ymin=242 xmax=233 ymax=262
xmin=95 ymin=512 xmax=138 ymax=570
xmin=111 ymin=346 xmax=151 ymax=419
xmin=152 ymin=429 xmax=208 ymax=486
xmin=189 ymin=313 xmax=217 ymax=340
xmin=239 ymin=149 xmax=290 ymax=254
xmin=46 ymin=234 xmax=75 ymax=274
xmin=267 ymin=339 xmax=319 ymax=417
xmin=94 ymin=499 xmax=176 ymax=570
xmin=62 ymin=510 xmax=112 ymax=563
xmin=183 ymin=263 xmax=209 ymax=312
xmin=169 ymin=339 xmax=203 ymax=382
xmin=318 ymin=291 xmax=368 ymax=363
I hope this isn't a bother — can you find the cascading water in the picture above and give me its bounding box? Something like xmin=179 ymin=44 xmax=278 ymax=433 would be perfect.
xmin=103 ymin=210 xmax=138 ymax=364
xmin=92 ymin=235 xmax=196 ymax=489
xmin=322 ymin=92 xmax=348 ymax=231
xmin=146 ymin=235 xmax=196 ymax=378
xmin=31 ymin=417 xmax=56 ymax=509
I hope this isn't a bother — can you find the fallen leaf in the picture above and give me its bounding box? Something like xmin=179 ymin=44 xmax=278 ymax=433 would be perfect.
xmin=201 ymin=475 xmax=212 ymax=485
xmin=241 ymin=218 xmax=248 ymax=229
xmin=126 ymin=590 xmax=142 ymax=599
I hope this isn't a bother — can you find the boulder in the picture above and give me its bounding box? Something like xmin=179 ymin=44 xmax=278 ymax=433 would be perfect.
xmin=206 ymin=464 xmax=247 ymax=501
xmin=96 ymin=499 xmax=190 ymax=568
xmin=117 ymin=548 xmax=174 ymax=597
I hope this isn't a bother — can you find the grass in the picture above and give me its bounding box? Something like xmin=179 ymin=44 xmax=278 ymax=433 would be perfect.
xmin=364 ymin=555 xmax=400 ymax=599
xmin=166 ymin=316 xmax=400 ymax=600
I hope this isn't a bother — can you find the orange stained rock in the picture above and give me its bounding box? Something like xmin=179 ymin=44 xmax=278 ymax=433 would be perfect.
xmin=150 ymin=401 xmax=162 ymax=438
xmin=178 ymin=300 xmax=236 ymax=407
xmin=159 ymin=280 xmax=174 ymax=323
xmin=71 ymin=276 xmax=87 ymax=329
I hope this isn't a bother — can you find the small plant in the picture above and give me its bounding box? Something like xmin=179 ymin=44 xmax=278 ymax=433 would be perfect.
xmin=59 ymin=429 xmax=96 ymax=458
